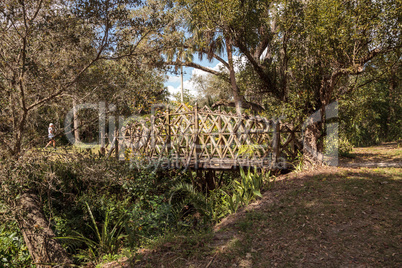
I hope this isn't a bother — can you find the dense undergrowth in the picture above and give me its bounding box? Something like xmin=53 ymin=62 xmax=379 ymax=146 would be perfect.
xmin=0 ymin=151 xmax=268 ymax=266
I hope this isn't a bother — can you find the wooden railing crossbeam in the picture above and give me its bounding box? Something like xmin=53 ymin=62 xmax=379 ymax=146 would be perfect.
xmin=121 ymin=106 xmax=302 ymax=169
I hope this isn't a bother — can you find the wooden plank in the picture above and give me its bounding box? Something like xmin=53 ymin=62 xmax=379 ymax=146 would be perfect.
xmin=124 ymin=105 xmax=299 ymax=170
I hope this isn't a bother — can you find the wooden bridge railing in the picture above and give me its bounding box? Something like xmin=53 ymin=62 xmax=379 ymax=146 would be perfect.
xmin=120 ymin=104 xmax=302 ymax=170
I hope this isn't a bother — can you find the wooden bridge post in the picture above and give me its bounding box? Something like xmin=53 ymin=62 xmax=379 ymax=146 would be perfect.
xmin=194 ymin=103 xmax=199 ymax=169
xmin=166 ymin=106 xmax=171 ymax=153
xmin=218 ymin=106 xmax=223 ymax=157
xmin=272 ymin=120 xmax=280 ymax=168
xmin=291 ymin=128 xmax=296 ymax=161
xmin=114 ymin=102 xmax=119 ymax=160
xmin=116 ymin=115 xmax=125 ymax=160
xmin=114 ymin=127 xmax=119 ymax=160
xmin=151 ymin=110 xmax=155 ymax=151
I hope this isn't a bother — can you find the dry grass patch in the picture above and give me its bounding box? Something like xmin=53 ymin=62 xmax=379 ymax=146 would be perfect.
xmin=129 ymin=166 xmax=401 ymax=268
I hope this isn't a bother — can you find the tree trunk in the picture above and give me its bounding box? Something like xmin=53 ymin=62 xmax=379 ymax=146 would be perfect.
xmin=12 ymin=110 xmax=28 ymax=158
xmin=225 ymin=37 xmax=243 ymax=115
xmin=73 ymin=96 xmax=80 ymax=143
xmin=16 ymin=192 xmax=72 ymax=267
xmin=100 ymin=101 xmax=107 ymax=151
xmin=386 ymin=66 xmax=397 ymax=140
xmin=303 ymin=121 xmax=324 ymax=167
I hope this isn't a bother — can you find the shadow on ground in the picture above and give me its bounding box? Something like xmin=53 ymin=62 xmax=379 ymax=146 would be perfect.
xmin=130 ymin=166 xmax=401 ymax=268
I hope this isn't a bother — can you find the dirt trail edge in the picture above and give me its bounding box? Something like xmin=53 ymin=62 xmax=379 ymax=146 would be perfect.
xmin=103 ymin=145 xmax=401 ymax=268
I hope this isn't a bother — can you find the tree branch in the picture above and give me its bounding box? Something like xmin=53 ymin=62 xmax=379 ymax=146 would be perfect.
xmin=165 ymin=61 xmax=224 ymax=77
xmin=235 ymin=40 xmax=280 ymax=99
xmin=211 ymin=99 xmax=264 ymax=112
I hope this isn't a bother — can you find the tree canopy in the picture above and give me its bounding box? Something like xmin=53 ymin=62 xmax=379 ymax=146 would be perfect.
xmin=0 ymin=0 xmax=401 ymax=265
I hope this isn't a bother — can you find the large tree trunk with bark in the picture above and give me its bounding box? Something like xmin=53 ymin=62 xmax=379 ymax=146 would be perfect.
xmin=225 ymin=37 xmax=243 ymax=115
xmin=303 ymin=122 xmax=324 ymax=166
xmin=16 ymin=192 xmax=72 ymax=267
xmin=73 ymin=96 xmax=80 ymax=143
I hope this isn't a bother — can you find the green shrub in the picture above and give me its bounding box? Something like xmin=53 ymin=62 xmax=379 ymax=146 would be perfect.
xmin=0 ymin=222 xmax=32 ymax=267
xmin=324 ymin=135 xmax=353 ymax=157
xmin=339 ymin=137 xmax=354 ymax=156
xmin=57 ymin=202 xmax=126 ymax=263
xmin=205 ymin=168 xmax=265 ymax=220
xmin=0 ymin=155 xmax=267 ymax=266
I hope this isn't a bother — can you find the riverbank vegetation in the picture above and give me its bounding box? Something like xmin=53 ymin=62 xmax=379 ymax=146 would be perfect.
xmin=0 ymin=0 xmax=400 ymax=266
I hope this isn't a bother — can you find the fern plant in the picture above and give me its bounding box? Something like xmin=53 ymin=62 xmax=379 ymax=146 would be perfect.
xmin=219 ymin=168 xmax=264 ymax=214
xmin=237 ymin=168 xmax=263 ymax=204
xmin=57 ymin=202 xmax=125 ymax=262
xmin=168 ymin=182 xmax=209 ymax=226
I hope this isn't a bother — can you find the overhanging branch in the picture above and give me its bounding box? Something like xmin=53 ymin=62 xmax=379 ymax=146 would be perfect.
xmin=165 ymin=61 xmax=223 ymax=77
xmin=211 ymin=99 xmax=264 ymax=112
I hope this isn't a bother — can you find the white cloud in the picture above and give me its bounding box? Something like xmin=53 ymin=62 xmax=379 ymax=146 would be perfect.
xmin=167 ymin=80 xmax=198 ymax=99
xmin=166 ymin=55 xmax=247 ymax=98
xmin=167 ymin=85 xmax=178 ymax=94
xmin=167 ymin=75 xmax=181 ymax=83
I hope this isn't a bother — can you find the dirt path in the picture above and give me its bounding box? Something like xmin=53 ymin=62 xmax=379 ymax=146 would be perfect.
xmin=104 ymin=145 xmax=402 ymax=268
xmin=197 ymin=166 xmax=401 ymax=268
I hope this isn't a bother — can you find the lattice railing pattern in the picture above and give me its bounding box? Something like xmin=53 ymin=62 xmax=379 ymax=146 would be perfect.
xmin=121 ymin=104 xmax=301 ymax=169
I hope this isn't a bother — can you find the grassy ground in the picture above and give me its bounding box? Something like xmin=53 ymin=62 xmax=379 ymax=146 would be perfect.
xmin=108 ymin=145 xmax=402 ymax=268
xmin=24 ymin=144 xmax=108 ymax=161
xmin=339 ymin=142 xmax=401 ymax=166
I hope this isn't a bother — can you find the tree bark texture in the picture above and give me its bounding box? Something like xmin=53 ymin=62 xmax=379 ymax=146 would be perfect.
xmin=303 ymin=122 xmax=324 ymax=166
xmin=225 ymin=37 xmax=243 ymax=115
xmin=73 ymin=96 xmax=80 ymax=143
xmin=16 ymin=192 xmax=72 ymax=267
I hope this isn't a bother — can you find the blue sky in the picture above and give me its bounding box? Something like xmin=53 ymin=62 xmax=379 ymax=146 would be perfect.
xmin=164 ymin=58 xmax=222 ymax=98
xmin=164 ymin=55 xmax=247 ymax=99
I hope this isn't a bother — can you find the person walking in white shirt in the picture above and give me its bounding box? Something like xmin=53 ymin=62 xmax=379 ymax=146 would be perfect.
xmin=44 ymin=123 xmax=56 ymax=150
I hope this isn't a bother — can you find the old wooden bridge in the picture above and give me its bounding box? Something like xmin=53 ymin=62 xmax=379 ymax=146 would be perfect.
xmin=119 ymin=104 xmax=302 ymax=170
